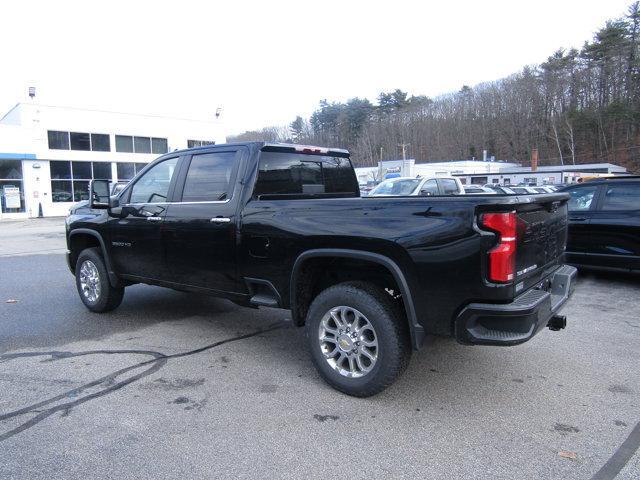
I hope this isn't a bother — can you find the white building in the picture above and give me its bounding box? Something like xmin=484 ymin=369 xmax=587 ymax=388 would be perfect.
xmin=355 ymin=158 xmax=627 ymax=187
xmin=457 ymin=163 xmax=627 ymax=186
xmin=355 ymin=158 xmax=519 ymax=185
xmin=0 ymin=102 xmax=226 ymax=219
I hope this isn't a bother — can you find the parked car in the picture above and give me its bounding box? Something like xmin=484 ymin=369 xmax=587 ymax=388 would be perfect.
xmin=462 ymin=185 xmax=497 ymax=194
xmin=66 ymin=142 xmax=576 ymax=397
xmin=368 ymin=176 xmax=463 ymax=196
xmin=561 ymin=176 xmax=640 ymax=272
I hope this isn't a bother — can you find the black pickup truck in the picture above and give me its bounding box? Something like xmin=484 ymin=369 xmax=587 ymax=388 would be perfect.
xmin=66 ymin=142 xmax=576 ymax=397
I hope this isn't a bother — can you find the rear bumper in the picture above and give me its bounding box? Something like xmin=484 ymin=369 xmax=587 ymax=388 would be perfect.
xmin=454 ymin=265 xmax=577 ymax=346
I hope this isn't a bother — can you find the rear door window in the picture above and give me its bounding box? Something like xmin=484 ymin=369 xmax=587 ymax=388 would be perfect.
xmin=181 ymin=151 xmax=238 ymax=202
xmin=601 ymin=184 xmax=640 ymax=211
xmin=439 ymin=179 xmax=459 ymax=195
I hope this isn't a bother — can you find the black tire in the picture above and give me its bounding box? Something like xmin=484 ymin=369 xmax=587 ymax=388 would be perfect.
xmin=75 ymin=247 xmax=124 ymax=313
xmin=305 ymin=281 xmax=411 ymax=397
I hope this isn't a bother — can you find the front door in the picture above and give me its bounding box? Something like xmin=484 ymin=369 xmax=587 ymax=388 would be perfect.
xmin=110 ymin=156 xmax=181 ymax=280
xmin=163 ymin=148 xmax=244 ymax=293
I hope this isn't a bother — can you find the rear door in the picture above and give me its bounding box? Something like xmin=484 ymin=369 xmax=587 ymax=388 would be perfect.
xmin=163 ymin=147 xmax=245 ymax=292
xmin=587 ymin=182 xmax=640 ymax=270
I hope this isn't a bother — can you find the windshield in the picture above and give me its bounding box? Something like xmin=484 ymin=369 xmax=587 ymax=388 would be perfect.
xmin=370 ymin=179 xmax=421 ymax=196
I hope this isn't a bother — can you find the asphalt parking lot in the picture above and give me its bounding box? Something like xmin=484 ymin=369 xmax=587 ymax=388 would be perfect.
xmin=0 ymin=218 xmax=639 ymax=479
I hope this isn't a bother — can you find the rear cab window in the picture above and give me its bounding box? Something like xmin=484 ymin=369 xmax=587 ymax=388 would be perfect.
xmin=253 ymin=148 xmax=359 ymax=199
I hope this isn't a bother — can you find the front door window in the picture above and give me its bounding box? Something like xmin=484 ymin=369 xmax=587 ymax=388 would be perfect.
xmin=129 ymin=157 xmax=179 ymax=204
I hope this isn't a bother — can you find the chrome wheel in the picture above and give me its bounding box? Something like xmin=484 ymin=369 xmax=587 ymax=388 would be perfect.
xmin=318 ymin=306 xmax=379 ymax=378
xmin=79 ymin=260 xmax=101 ymax=303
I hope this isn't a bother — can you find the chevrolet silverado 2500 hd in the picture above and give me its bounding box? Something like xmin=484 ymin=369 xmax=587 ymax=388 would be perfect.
xmin=66 ymin=142 xmax=576 ymax=396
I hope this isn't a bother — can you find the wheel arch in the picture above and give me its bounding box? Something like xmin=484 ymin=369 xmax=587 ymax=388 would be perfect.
xmin=290 ymin=249 xmax=425 ymax=349
xmin=69 ymin=229 xmax=121 ymax=287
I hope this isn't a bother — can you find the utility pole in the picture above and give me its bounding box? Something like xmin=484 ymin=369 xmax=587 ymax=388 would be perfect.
xmin=398 ymin=143 xmax=410 ymax=160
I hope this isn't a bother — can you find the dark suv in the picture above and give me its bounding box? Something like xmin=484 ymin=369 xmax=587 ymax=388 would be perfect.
xmin=562 ymin=177 xmax=640 ymax=272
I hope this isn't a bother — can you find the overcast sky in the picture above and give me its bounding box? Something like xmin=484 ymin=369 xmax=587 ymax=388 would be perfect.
xmin=0 ymin=0 xmax=633 ymax=135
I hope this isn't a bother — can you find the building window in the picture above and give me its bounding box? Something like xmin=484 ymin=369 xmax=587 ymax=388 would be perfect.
xmin=72 ymin=181 xmax=90 ymax=202
xmin=117 ymin=162 xmax=136 ymax=181
xmin=72 ymin=161 xmax=92 ymax=179
xmin=50 ymin=160 xmax=71 ymax=179
xmin=51 ymin=180 xmax=74 ymax=203
xmin=48 ymin=131 xmax=70 ymax=150
xmin=70 ymin=132 xmax=91 ymax=151
xmin=187 ymin=139 xmax=216 ymax=148
xmin=92 ymin=162 xmax=112 ymax=180
xmin=50 ymin=160 xmax=113 ymax=202
xmin=48 ymin=130 xmax=110 ymax=151
xmin=151 ymin=138 xmax=168 ymax=154
xmin=0 ymin=160 xmax=25 ymax=213
xmin=116 ymin=135 xmax=134 ymax=153
xmin=116 ymin=162 xmax=148 ymax=181
xmin=91 ymin=133 xmax=110 ymax=152
xmin=116 ymin=135 xmax=167 ymax=154
xmin=134 ymin=136 xmax=151 ymax=154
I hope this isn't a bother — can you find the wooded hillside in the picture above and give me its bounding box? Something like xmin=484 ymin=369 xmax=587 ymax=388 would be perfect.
xmin=229 ymin=3 xmax=640 ymax=172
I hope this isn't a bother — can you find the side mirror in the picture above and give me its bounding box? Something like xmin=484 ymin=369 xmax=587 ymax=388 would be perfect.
xmin=419 ymin=189 xmax=433 ymax=196
xmin=90 ymin=179 xmax=110 ymax=209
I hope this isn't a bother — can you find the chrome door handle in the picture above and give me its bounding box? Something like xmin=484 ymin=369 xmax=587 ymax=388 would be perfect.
xmin=146 ymin=216 xmax=162 ymax=222
xmin=210 ymin=217 xmax=231 ymax=223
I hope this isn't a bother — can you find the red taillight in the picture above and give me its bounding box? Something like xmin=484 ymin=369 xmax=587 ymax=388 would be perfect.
xmin=481 ymin=211 xmax=517 ymax=283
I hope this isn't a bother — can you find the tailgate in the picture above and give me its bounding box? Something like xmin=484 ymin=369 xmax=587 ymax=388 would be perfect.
xmin=515 ymin=194 xmax=569 ymax=291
